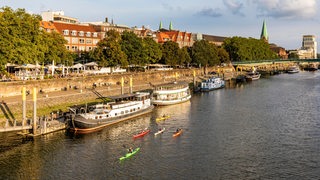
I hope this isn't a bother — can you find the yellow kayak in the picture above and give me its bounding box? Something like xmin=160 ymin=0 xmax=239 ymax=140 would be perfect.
xmin=156 ymin=115 xmax=170 ymax=122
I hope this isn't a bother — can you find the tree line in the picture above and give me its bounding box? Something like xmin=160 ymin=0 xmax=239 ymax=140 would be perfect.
xmin=0 ymin=6 xmax=279 ymax=73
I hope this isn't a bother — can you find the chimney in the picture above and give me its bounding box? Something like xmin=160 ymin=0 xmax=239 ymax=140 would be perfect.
xmin=105 ymin=17 xmax=108 ymax=23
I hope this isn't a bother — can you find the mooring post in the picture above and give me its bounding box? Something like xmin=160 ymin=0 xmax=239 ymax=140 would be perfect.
xmin=175 ymin=72 xmax=178 ymax=82
xmin=129 ymin=76 xmax=133 ymax=94
xmin=121 ymin=77 xmax=124 ymax=95
xmin=33 ymin=87 xmax=37 ymax=135
xmin=22 ymin=87 xmax=26 ymax=127
xmin=193 ymin=70 xmax=196 ymax=89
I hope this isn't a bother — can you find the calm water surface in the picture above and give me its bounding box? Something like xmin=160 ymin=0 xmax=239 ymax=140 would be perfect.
xmin=0 ymin=71 xmax=319 ymax=179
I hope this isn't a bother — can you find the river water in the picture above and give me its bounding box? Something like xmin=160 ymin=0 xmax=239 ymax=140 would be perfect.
xmin=0 ymin=71 xmax=319 ymax=179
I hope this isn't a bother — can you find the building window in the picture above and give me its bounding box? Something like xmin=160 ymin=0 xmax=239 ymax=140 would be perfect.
xmin=72 ymin=38 xmax=78 ymax=44
xmin=79 ymin=46 xmax=85 ymax=51
xmin=72 ymin=30 xmax=77 ymax=36
xmin=63 ymin=30 xmax=69 ymax=35
xmin=86 ymin=39 xmax=92 ymax=44
xmin=66 ymin=46 xmax=70 ymax=50
xmin=86 ymin=32 xmax=91 ymax=37
xmin=93 ymin=40 xmax=99 ymax=45
xmin=79 ymin=39 xmax=85 ymax=44
xmin=93 ymin=32 xmax=98 ymax=37
xmin=79 ymin=31 xmax=84 ymax=36
xmin=71 ymin=46 xmax=78 ymax=51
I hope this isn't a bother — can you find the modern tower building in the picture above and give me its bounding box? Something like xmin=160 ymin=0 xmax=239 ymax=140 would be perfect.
xmin=301 ymin=35 xmax=317 ymax=59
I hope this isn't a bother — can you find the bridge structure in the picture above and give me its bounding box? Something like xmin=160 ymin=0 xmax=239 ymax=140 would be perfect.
xmin=232 ymin=59 xmax=320 ymax=73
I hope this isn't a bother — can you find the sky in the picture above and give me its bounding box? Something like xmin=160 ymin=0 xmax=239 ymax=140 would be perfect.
xmin=1 ymin=0 xmax=320 ymax=50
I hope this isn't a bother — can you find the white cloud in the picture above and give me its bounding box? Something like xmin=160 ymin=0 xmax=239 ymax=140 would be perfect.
xmin=253 ymin=0 xmax=317 ymax=19
xmin=223 ymin=0 xmax=245 ymax=16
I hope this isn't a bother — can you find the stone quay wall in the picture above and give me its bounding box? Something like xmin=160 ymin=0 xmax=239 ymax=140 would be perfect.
xmin=0 ymin=69 xmax=203 ymax=124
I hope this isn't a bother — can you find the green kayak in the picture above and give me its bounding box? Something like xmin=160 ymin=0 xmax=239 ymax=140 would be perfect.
xmin=119 ymin=147 xmax=140 ymax=161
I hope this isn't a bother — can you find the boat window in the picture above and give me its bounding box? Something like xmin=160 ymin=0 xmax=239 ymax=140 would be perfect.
xmin=115 ymin=113 xmax=117 ymax=116
xmin=125 ymin=110 xmax=129 ymax=113
xmin=95 ymin=116 xmax=98 ymax=119
xmin=121 ymin=111 xmax=124 ymax=114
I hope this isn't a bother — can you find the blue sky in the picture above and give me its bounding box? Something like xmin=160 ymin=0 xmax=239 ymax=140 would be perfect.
xmin=1 ymin=0 xmax=319 ymax=50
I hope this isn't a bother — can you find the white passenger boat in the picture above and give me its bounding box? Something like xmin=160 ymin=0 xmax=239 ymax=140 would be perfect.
xmin=152 ymin=82 xmax=191 ymax=106
xmin=200 ymin=76 xmax=225 ymax=91
xmin=68 ymin=92 xmax=154 ymax=134
xmin=287 ymin=66 xmax=300 ymax=74
xmin=245 ymin=71 xmax=261 ymax=81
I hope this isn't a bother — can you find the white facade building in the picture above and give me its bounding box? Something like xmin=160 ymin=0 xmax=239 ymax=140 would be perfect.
xmin=300 ymin=35 xmax=317 ymax=59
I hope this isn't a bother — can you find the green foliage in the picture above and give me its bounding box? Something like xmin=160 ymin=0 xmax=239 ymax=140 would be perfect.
xmin=91 ymin=30 xmax=127 ymax=67
xmin=218 ymin=47 xmax=230 ymax=63
xmin=191 ymin=40 xmax=219 ymax=66
xmin=178 ymin=46 xmax=191 ymax=66
xmin=223 ymin=36 xmax=277 ymax=62
xmin=0 ymin=7 xmax=73 ymax=70
xmin=120 ymin=31 xmax=146 ymax=66
xmin=143 ymin=37 xmax=162 ymax=64
xmin=161 ymin=41 xmax=180 ymax=66
xmin=288 ymin=52 xmax=299 ymax=59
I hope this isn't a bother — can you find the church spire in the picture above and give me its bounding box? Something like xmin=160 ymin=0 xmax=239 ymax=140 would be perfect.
xmin=169 ymin=21 xmax=173 ymax=31
xmin=159 ymin=21 xmax=163 ymax=30
xmin=260 ymin=20 xmax=268 ymax=42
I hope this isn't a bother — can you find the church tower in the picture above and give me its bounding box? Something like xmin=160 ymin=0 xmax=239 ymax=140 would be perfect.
xmin=260 ymin=20 xmax=268 ymax=42
xmin=169 ymin=21 xmax=173 ymax=31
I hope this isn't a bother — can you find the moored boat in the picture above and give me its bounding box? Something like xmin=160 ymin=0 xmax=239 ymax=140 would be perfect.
xmin=287 ymin=66 xmax=300 ymax=74
xmin=200 ymin=76 xmax=225 ymax=91
xmin=133 ymin=129 xmax=150 ymax=138
xmin=68 ymin=92 xmax=154 ymax=134
xmin=154 ymin=128 xmax=166 ymax=136
xmin=119 ymin=147 xmax=140 ymax=161
xmin=245 ymin=71 xmax=261 ymax=81
xmin=152 ymin=81 xmax=191 ymax=106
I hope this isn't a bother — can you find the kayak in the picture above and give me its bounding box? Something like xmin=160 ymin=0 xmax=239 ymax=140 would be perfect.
xmin=119 ymin=147 xmax=140 ymax=161
xmin=156 ymin=115 xmax=170 ymax=122
xmin=133 ymin=129 xmax=150 ymax=138
xmin=173 ymin=129 xmax=182 ymax=137
xmin=154 ymin=128 xmax=166 ymax=136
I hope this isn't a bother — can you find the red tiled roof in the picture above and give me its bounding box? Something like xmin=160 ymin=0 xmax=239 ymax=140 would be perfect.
xmin=39 ymin=21 xmax=56 ymax=31
xmin=53 ymin=22 xmax=97 ymax=34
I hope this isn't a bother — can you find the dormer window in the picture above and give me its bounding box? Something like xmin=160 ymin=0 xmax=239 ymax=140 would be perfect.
xmin=93 ymin=32 xmax=98 ymax=37
xmin=79 ymin=31 xmax=84 ymax=36
xmin=63 ymin=30 xmax=69 ymax=35
xmin=71 ymin=30 xmax=77 ymax=36
xmin=86 ymin=32 xmax=91 ymax=37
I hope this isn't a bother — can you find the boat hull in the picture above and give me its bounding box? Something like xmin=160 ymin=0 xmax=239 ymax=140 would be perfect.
xmin=152 ymin=95 xmax=191 ymax=106
xmin=200 ymin=85 xmax=225 ymax=92
xmin=69 ymin=105 xmax=154 ymax=134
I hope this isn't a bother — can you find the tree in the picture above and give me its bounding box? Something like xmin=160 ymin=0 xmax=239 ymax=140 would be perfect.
xmin=223 ymin=36 xmax=277 ymax=62
xmin=217 ymin=47 xmax=230 ymax=64
xmin=90 ymin=30 xmax=127 ymax=67
xmin=143 ymin=37 xmax=162 ymax=64
xmin=177 ymin=46 xmax=191 ymax=66
xmin=0 ymin=7 xmax=73 ymax=70
xmin=161 ymin=41 xmax=180 ymax=66
xmin=191 ymin=40 xmax=219 ymax=66
xmin=120 ymin=31 xmax=146 ymax=66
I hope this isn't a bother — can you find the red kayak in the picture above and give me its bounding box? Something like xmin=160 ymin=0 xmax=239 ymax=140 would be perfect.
xmin=133 ymin=129 xmax=150 ymax=138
